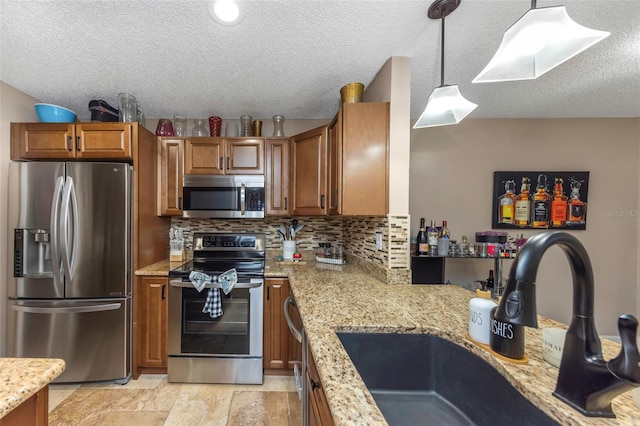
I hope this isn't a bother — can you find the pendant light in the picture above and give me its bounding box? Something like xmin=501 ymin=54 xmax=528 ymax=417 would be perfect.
xmin=414 ymin=0 xmax=477 ymax=129
xmin=473 ymin=0 xmax=610 ymax=83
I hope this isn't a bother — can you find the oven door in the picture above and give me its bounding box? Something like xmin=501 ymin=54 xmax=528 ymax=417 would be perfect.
xmin=168 ymin=278 xmax=263 ymax=358
xmin=182 ymin=175 xmax=264 ymax=219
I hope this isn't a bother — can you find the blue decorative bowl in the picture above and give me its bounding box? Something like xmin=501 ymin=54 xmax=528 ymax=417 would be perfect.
xmin=34 ymin=103 xmax=77 ymax=123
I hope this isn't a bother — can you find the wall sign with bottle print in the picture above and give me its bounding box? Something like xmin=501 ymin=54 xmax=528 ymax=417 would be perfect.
xmin=491 ymin=171 xmax=589 ymax=230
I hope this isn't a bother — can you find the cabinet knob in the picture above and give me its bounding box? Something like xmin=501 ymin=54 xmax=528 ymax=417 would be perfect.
xmin=75 ymin=136 xmax=80 ymax=152
xmin=66 ymin=136 xmax=72 ymax=151
xmin=219 ymin=157 xmax=223 ymax=170
xmin=320 ymin=194 xmax=325 ymax=209
xmin=284 ymin=197 xmax=288 ymax=210
xmin=162 ymin=284 xmax=166 ymax=300
xmin=227 ymin=156 xmax=230 ymax=170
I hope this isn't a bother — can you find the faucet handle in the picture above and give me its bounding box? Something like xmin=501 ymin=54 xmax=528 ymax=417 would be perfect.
xmin=607 ymin=314 xmax=640 ymax=384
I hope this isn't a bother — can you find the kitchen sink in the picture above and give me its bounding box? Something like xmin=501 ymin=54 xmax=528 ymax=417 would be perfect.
xmin=336 ymin=332 xmax=559 ymax=426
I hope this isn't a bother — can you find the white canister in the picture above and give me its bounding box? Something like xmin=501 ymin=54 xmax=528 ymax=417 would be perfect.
xmin=469 ymin=292 xmax=497 ymax=345
xmin=283 ymin=241 xmax=296 ymax=260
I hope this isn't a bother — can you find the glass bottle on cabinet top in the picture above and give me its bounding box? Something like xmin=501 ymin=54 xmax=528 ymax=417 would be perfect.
xmin=427 ymin=220 xmax=439 ymax=255
xmin=192 ymin=119 xmax=208 ymax=137
xmin=416 ymin=218 xmax=428 ymax=256
xmin=272 ymin=115 xmax=285 ymax=137
xmin=514 ymin=177 xmax=531 ymax=227
xmin=498 ymin=180 xmax=516 ymax=224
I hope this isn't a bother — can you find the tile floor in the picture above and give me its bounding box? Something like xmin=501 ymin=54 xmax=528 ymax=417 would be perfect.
xmin=48 ymin=375 xmax=301 ymax=426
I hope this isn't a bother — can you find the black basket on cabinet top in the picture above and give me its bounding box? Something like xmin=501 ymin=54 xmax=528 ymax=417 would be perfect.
xmin=88 ymin=100 xmax=119 ymax=122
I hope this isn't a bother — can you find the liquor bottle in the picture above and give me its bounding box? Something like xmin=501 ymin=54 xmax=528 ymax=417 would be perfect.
xmin=568 ymin=178 xmax=587 ymax=225
xmin=550 ymin=177 xmax=568 ymax=227
xmin=427 ymin=220 xmax=439 ymax=255
xmin=439 ymin=220 xmax=450 ymax=238
xmin=514 ymin=177 xmax=531 ymax=227
xmin=532 ymin=174 xmax=550 ymax=228
xmin=416 ymin=218 xmax=428 ymax=256
xmin=498 ymin=180 xmax=516 ymax=224
xmin=486 ymin=269 xmax=494 ymax=289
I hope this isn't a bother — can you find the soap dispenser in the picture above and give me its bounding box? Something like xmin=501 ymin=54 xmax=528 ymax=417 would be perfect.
xmin=468 ymin=281 xmax=497 ymax=345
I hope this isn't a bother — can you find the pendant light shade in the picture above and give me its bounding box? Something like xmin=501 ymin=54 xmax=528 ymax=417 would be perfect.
xmin=413 ymin=0 xmax=477 ymax=129
xmin=473 ymin=5 xmax=610 ymax=83
xmin=414 ymin=85 xmax=478 ymax=128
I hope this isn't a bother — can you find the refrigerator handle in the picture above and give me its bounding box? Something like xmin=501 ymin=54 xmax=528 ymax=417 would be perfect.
xmin=60 ymin=177 xmax=78 ymax=283
xmin=11 ymin=302 xmax=122 ymax=314
xmin=50 ymin=176 xmax=65 ymax=286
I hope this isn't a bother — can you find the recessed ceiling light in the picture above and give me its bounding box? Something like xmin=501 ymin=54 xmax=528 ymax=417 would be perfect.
xmin=209 ymin=0 xmax=245 ymax=26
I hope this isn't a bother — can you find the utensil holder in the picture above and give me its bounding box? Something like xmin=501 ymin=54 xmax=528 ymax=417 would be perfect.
xmin=283 ymin=241 xmax=296 ymax=261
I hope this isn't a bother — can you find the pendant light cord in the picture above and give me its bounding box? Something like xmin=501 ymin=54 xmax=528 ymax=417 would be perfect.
xmin=440 ymin=16 xmax=445 ymax=87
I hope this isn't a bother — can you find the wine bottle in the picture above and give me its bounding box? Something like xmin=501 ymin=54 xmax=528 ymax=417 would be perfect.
xmin=416 ymin=218 xmax=428 ymax=256
xmin=427 ymin=220 xmax=439 ymax=255
xmin=487 ymin=269 xmax=494 ymax=289
xmin=439 ymin=220 xmax=450 ymax=238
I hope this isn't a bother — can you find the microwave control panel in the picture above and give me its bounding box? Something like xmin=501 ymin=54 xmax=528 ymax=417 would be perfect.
xmin=246 ymin=187 xmax=264 ymax=211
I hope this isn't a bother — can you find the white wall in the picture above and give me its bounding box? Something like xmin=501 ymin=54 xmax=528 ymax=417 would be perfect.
xmin=410 ymin=117 xmax=640 ymax=336
xmin=0 ymin=81 xmax=40 ymax=356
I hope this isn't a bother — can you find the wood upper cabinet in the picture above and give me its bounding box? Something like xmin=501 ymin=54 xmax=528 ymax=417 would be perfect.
xmin=157 ymin=138 xmax=183 ymax=216
xmin=265 ymin=138 xmax=290 ymax=216
xmin=11 ymin=122 xmax=132 ymax=160
xmin=263 ymin=278 xmax=301 ymax=373
xmin=184 ymin=137 xmax=264 ymax=175
xmin=137 ymin=276 xmax=168 ymax=370
xmin=290 ymin=126 xmax=328 ymax=215
xmin=331 ymin=102 xmax=390 ymax=216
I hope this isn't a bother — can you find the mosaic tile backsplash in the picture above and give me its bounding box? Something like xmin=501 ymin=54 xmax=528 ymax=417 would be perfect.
xmin=171 ymin=214 xmax=412 ymax=283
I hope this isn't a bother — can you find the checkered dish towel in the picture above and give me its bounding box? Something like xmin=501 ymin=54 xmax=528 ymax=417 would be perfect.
xmin=189 ymin=269 xmax=238 ymax=319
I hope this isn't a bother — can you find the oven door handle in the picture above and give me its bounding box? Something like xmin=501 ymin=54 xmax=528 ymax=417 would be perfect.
xmin=169 ymin=279 xmax=262 ymax=289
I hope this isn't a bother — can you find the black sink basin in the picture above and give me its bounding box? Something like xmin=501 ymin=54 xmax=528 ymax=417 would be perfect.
xmin=337 ymin=332 xmax=560 ymax=426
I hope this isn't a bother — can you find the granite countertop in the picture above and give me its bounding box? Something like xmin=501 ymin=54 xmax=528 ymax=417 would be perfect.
xmin=0 ymin=357 xmax=65 ymax=418
xmin=136 ymin=254 xmax=638 ymax=424
xmin=274 ymin=261 xmax=639 ymax=426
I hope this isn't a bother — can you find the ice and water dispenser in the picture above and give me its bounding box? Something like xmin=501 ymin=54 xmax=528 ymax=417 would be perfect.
xmin=14 ymin=228 xmax=52 ymax=278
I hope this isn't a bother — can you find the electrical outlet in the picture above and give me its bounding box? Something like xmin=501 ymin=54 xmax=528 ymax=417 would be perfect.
xmin=375 ymin=233 xmax=383 ymax=250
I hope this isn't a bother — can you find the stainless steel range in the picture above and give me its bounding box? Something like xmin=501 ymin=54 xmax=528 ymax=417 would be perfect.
xmin=167 ymin=232 xmax=265 ymax=384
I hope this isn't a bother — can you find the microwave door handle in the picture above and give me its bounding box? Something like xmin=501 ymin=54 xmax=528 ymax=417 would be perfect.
xmin=50 ymin=176 xmax=64 ymax=287
xmin=240 ymin=183 xmax=246 ymax=215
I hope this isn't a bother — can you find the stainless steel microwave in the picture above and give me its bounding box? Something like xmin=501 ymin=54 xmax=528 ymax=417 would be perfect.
xmin=182 ymin=175 xmax=265 ymax=219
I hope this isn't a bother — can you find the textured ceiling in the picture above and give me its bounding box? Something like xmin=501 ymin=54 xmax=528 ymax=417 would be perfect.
xmin=1 ymin=0 xmax=639 ymax=122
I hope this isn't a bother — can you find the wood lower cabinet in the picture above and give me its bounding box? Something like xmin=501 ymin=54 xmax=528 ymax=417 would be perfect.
xmin=11 ymin=122 xmax=132 ymax=160
xmin=184 ymin=137 xmax=264 ymax=175
xmin=136 ymin=276 xmax=168 ymax=375
xmin=307 ymin=344 xmax=334 ymax=426
xmin=157 ymin=138 xmax=183 ymax=216
xmin=290 ymin=126 xmax=328 ymax=215
xmin=265 ymin=138 xmax=290 ymax=216
xmin=0 ymin=385 xmax=49 ymax=426
xmin=263 ymin=278 xmax=302 ymax=374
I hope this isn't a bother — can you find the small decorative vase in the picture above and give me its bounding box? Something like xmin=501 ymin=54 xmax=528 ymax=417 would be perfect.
xmin=208 ymin=116 xmax=222 ymax=137
xmin=272 ymin=115 xmax=285 ymax=137
xmin=155 ymin=119 xmax=174 ymax=136
xmin=240 ymin=115 xmax=252 ymax=137
xmin=192 ymin=119 xmax=208 ymax=137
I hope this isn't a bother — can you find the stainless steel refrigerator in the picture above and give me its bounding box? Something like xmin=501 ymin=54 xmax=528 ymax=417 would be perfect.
xmin=6 ymin=162 xmax=132 ymax=384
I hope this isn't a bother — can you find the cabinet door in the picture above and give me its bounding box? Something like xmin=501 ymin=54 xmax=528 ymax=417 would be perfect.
xmin=341 ymin=102 xmax=389 ymax=216
xmin=306 ymin=345 xmax=334 ymax=426
xmin=327 ymin=114 xmax=342 ymax=215
xmin=265 ymin=138 xmax=290 ymax=216
xmin=157 ymin=138 xmax=184 ymax=216
xmin=75 ymin=123 xmax=132 ymax=159
xmin=263 ymin=278 xmax=290 ymax=370
xmin=11 ymin=123 xmax=75 ymax=160
xmin=226 ymin=138 xmax=265 ymax=174
xmin=138 ymin=276 xmax=168 ymax=368
xmin=184 ymin=138 xmax=224 ymax=175
xmin=291 ymin=126 xmax=328 ymax=215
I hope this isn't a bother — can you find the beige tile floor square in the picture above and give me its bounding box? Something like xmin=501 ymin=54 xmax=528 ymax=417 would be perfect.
xmin=49 ymin=375 xmax=301 ymax=426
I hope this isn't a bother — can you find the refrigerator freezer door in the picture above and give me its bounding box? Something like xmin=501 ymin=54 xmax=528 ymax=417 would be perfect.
xmin=7 ymin=298 xmax=131 ymax=383
xmin=8 ymin=162 xmax=65 ymax=299
xmin=64 ymin=162 xmax=132 ymax=298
